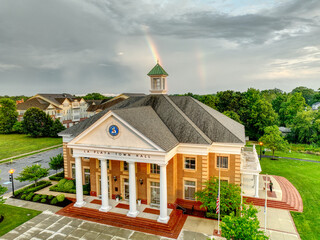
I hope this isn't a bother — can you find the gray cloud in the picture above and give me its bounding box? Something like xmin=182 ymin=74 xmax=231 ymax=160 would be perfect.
xmin=0 ymin=0 xmax=319 ymax=96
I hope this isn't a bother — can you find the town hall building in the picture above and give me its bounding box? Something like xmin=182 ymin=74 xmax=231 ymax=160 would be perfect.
xmin=59 ymin=63 xmax=261 ymax=224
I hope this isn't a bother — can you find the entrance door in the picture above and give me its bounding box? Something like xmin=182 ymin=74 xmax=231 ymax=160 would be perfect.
xmin=150 ymin=182 xmax=160 ymax=207
xmin=124 ymin=178 xmax=129 ymax=200
xmin=99 ymin=175 xmax=110 ymax=198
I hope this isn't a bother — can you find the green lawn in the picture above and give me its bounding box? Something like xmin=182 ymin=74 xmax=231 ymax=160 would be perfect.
xmin=260 ymin=157 xmax=320 ymax=240
xmin=0 ymin=134 xmax=62 ymax=160
xmin=0 ymin=204 xmax=41 ymax=236
xmin=249 ymin=142 xmax=320 ymax=162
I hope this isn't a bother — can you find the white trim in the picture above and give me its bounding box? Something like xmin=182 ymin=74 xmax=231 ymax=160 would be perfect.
xmin=68 ymin=111 xmax=164 ymax=152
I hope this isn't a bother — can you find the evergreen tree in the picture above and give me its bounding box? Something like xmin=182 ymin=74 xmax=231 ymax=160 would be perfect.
xmin=0 ymin=98 xmax=18 ymax=134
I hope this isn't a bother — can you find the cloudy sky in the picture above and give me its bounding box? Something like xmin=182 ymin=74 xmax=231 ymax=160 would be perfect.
xmin=0 ymin=0 xmax=319 ymax=96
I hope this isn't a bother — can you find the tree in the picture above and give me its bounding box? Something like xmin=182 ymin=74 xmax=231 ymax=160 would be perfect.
xmin=49 ymin=119 xmax=66 ymax=137
xmin=0 ymin=170 xmax=8 ymax=204
xmin=291 ymin=86 xmax=315 ymax=106
xmin=223 ymin=111 xmax=241 ymax=123
xmin=279 ymin=92 xmax=307 ymax=126
xmin=11 ymin=121 xmax=24 ymax=133
xmin=195 ymin=177 xmax=241 ymax=216
xmin=49 ymin=153 xmax=64 ymax=174
xmin=82 ymin=93 xmax=112 ymax=100
xmin=241 ymin=88 xmax=278 ymax=140
xmin=21 ymin=107 xmax=61 ymax=137
xmin=0 ymin=98 xmax=18 ymax=134
xmin=16 ymin=164 xmax=49 ymax=186
xmin=216 ymin=90 xmax=243 ymax=114
xmin=259 ymin=125 xmax=289 ymax=158
xmin=221 ymin=204 xmax=268 ymax=240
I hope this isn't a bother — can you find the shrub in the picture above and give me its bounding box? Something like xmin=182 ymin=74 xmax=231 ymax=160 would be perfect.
xmin=41 ymin=195 xmax=47 ymax=199
xmin=14 ymin=181 xmax=51 ymax=196
xmin=25 ymin=193 xmax=35 ymax=201
xmin=64 ymin=180 xmax=75 ymax=190
xmin=56 ymin=194 xmax=65 ymax=202
xmin=49 ymin=172 xmax=64 ymax=181
xmin=57 ymin=179 xmax=67 ymax=188
xmin=32 ymin=195 xmax=41 ymax=202
xmin=48 ymin=195 xmax=54 ymax=200
xmin=50 ymin=197 xmax=58 ymax=205
xmin=21 ymin=194 xmax=27 ymax=200
xmin=41 ymin=198 xmax=47 ymax=203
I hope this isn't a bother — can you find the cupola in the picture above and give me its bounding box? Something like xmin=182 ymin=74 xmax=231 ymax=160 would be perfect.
xmin=147 ymin=62 xmax=168 ymax=94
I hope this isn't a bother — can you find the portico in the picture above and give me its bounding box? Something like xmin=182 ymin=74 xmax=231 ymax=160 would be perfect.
xmin=72 ymin=144 xmax=171 ymax=223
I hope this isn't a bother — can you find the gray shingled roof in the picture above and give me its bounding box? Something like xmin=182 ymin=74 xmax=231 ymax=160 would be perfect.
xmin=113 ymin=106 xmax=179 ymax=151
xmin=60 ymin=95 xmax=245 ymax=151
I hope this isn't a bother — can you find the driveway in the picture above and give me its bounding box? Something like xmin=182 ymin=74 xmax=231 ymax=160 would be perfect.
xmin=0 ymin=148 xmax=63 ymax=194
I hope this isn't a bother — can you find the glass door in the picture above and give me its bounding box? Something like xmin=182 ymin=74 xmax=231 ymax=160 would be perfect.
xmin=150 ymin=182 xmax=160 ymax=207
xmin=124 ymin=178 xmax=129 ymax=200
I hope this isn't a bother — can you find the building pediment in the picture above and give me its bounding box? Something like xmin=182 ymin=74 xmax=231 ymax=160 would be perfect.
xmin=69 ymin=111 xmax=164 ymax=152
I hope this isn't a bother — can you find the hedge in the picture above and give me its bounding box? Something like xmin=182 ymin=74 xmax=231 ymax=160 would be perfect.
xmin=49 ymin=172 xmax=64 ymax=181
xmin=49 ymin=179 xmax=89 ymax=195
xmin=56 ymin=194 xmax=65 ymax=202
xmin=13 ymin=181 xmax=52 ymax=196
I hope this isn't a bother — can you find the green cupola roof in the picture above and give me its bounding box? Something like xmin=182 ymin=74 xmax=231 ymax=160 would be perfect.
xmin=147 ymin=63 xmax=168 ymax=76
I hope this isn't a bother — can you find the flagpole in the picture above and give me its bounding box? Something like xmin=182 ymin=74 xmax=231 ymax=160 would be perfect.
xmin=218 ymin=156 xmax=221 ymax=235
xmin=264 ymin=174 xmax=268 ymax=232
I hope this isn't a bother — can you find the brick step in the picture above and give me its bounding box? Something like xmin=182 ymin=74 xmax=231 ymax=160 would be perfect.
xmin=272 ymin=175 xmax=303 ymax=212
xmin=244 ymin=197 xmax=298 ymax=211
xmin=64 ymin=205 xmax=183 ymax=232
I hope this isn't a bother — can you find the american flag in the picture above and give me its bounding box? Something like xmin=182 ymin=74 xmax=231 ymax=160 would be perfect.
xmin=216 ymin=190 xmax=220 ymax=214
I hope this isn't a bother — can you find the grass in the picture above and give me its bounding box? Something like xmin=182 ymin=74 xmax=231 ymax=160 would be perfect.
xmin=0 ymin=204 xmax=41 ymax=236
xmin=260 ymin=157 xmax=320 ymax=240
xmin=0 ymin=134 xmax=62 ymax=160
xmin=248 ymin=141 xmax=320 ymax=162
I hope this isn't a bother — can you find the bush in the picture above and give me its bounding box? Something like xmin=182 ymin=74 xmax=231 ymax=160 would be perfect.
xmin=25 ymin=193 xmax=35 ymax=201
xmin=49 ymin=172 xmax=64 ymax=181
xmin=57 ymin=179 xmax=67 ymax=188
xmin=63 ymin=180 xmax=75 ymax=190
xmin=50 ymin=197 xmax=58 ymax=205
xmin=56 ymin=194 xmax=65 ymax=202
xmin=41 ymin=198 xmax=47 ymax=203
xmin=49 ymin=183 xmax=89 ymax=195
xmin=32 ymin=195 xmax=41 ymax=202
xmin=13 ymin=181 xmax=51 ymax=196
xmin=21 ymin=194 xmax=27 ymax=200
xmin=48 ymin=195 xmax=54 ymax=200
xmin=41 ymin=195 xmax=47 ymax=199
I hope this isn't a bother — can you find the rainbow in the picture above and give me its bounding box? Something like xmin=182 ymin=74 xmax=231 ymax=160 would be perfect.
xmin=143 ymin=26 xmax=161 ymax=64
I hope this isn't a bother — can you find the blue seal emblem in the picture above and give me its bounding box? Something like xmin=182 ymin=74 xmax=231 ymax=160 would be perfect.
xmin=108 ymin=125 xmax=119 ymax=137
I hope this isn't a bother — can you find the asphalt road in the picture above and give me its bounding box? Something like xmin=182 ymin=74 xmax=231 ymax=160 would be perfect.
xmin=0 ymin=147 xmax=63 ymax=194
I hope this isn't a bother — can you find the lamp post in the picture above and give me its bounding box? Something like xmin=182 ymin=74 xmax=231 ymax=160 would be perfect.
xmin=259 ymin=142 xmax=263 ymax=161
xmin=9 ymin=169 xmax=15 ymax=196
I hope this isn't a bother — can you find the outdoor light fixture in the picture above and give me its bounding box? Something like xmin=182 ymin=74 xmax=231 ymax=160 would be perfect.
xmin=259 ymin=142 xmax=263 ymax=161
xmin=113 ymin=176 xmax=117 ymax=182
xmin=139 ymin=178 xmax=143 ymax=185
xmin=8 ymin=169 xmax=15 ymax=196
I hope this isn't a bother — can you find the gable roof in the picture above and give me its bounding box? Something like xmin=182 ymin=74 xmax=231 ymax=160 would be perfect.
xmin=17 ymin=98 xmax=50 ymax=110
xmin=60 ymin=95 xmax=245 ymax=151
xmin=147 ymin=63 xmax=168 ymax=76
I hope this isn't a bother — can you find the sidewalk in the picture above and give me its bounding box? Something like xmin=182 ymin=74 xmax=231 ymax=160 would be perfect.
xmin=0 ymin=144 xmax=62 ymax=164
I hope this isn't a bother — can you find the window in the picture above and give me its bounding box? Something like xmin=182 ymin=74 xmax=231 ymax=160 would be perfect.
xmin=150 ymin=164 xmax=160 ymax=174
xmin=84 ymin=169 xmax=90 ymax=184
xmin=124 ymin=162 xmax=128 ymax=171
xmin=217 ymin=156 xmax=228 ymax=169
xmin=71 ymin=163 xmax=75 ymax=178
xmin=184 ymin=157 xmax=196 ymax=170
xmin=184 ymin=180 xmax=196 ymax=200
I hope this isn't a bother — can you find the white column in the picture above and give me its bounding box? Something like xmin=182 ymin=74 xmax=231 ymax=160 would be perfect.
xmin=99 ymin=159 xmax=111 ymax=212
xmin=74 ymin=157 xmax=85 ymax=207
xmin=127 ymin=161 xmax=139 ymax=217
xmin=254 ymin=174 xmax=259 ymax=197
xmin=158 ymin=164 xmax=170 ymax=223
